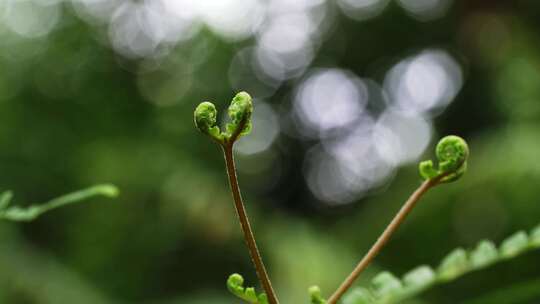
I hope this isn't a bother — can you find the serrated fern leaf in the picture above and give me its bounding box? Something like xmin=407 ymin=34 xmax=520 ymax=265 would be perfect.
xmin=0 ymin=184 xmax=119 ymax=222
xmin=341 ymin=223 xmax=540 ymax=304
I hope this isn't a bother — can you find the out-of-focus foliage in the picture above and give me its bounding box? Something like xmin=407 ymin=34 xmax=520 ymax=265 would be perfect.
xmin=309 ymin=286 xmax=327 ymax=304
xmin=1 ymin=0 xmax=540 ymax=303
xmin=340 ymin=224 xmax=540 ymax=304
xmin=0 ymin=184 xmax=118 ymax=221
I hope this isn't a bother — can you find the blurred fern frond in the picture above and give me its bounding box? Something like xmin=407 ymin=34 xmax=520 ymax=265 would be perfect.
xmin=341 ymin=223 xmax=540 ymax=304
xmin=0 ymin=184 xmax=119 ymax=222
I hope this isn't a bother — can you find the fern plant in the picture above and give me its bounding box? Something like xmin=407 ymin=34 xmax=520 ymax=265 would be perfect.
xmin=193 ymin=91 xmax=535 ymax=304
xmin=323 ymin=135 xmax=469 ymax=304
xmin=194 ymin=92 xmax=277 ymax=304
xmin=337 ymin=224 xmax=540 ymax=304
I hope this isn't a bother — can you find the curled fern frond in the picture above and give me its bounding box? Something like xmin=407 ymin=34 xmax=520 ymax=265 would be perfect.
xmin=194 ymin=91 xmax=253 ymax=146
xmin=226 ymin=91 xmax=253 ymax=139
xmin=194 ymin=101 xmax=222 ymax=142
xmin=309 ymin=286 xmax=327 ymax=304
xmin=419 ymin=135 xmax=469 ymax=183
xmin=0 ymin=184 xmax=119 ymax=222
xmin=327 ymin=136 xmax=470 ymax=304
xmin=227 ymin=273 xmax=268 ymax=304
xmin=340 ymin=223 xmax=540 ymax=304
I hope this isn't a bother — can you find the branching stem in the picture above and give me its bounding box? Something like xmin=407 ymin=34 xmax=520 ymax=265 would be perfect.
xmin=327 ymin=177 xmax=441 ymax=304
xmin=222 ymin=143 xmax=279 ymax=304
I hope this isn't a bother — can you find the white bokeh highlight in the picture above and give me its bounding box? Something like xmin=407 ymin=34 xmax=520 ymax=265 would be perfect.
xmin=304 ymin=118 xmax=395 ymax=205
xmin=0 ymin=0 xmax=467 ymax=208
xmin=294 ymin=68 xmax=368 ymax=137
xmin=234 ymin=101 xmax=280 ymax=155
xmin=373 ymin=110 xmax=432 ymax=165
xmin=337 ymin=0 xmax=390 ymax=21
xmin=384 ymin=49 xmax=463 ymax=117
xmin=1 ymin=0 xmax=61 ymax=38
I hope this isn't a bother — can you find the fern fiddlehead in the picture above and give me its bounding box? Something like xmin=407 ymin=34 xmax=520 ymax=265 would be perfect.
xmin=227 ymin=273 xmax=269 ymax=304
xmin=194 ymin=91 xmax=253 ymax=145
xmin=225 ymin=91 xmax=253 ymax=141
xmin=195 ymin=94 xmax=475 ymax=304
xmin=326 ymin=136 xmax=470 ymax=304
xmin=194 ymin=101 xmax=222 ymax=143
xmin=419 ymin=135 xmax=469 ymax=183
xmin=194 ymin=92 xmax=279 ymax=304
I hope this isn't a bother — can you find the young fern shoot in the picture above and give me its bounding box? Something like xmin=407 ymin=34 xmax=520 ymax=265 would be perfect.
xmin=194 ymin=92 xmax=278 ymax=304
xmin=324 ymin=135 xmax=469 ymax=304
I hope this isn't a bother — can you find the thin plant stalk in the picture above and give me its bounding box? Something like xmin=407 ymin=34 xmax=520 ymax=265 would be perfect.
xmin=195 ymin=94 xmax=468 ymax=304
xmin=223 ymin=143 xmax=280 ymax=304
xmin=327 ymin=177 xmax=442 ymax=304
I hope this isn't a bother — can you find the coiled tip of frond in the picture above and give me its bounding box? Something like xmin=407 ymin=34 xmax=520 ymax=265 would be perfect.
xmin=419 ymin=135 xmax=469 ymax=183
xmin=194 ymin=92 xmax=254 ymax=145
xmin=227 ymin=273 xmax=244 ymax=289
xmin=309 ymin=286 xmax=327 ymax=304
xmin=194 ymin=101 xmax=222 ymax=142
xmin=226 ymin=91 xmax=253 ymax=138
xmin=226 ymin=273 xmax=268 ymax=303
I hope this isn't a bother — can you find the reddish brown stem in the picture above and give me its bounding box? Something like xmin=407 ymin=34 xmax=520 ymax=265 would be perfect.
xmin=327 ymin=178 xmax=440 ymax=304
xmin=223 ymin=144 xmax=279 ymax=304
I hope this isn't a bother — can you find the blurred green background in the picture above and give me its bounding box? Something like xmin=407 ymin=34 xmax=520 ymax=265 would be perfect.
xmin=1 ymin=0 xmax=540 ymax=303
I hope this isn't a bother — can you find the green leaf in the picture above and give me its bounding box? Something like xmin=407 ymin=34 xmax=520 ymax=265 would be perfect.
xmin=0 ymin=191 xmax=13 ymax=210
xmin=371 ymin=272 xmax=402 ymax=299
xmin=437 ymin=248 xmax=469 ymax=281
xmin=500 ymin=231 xmax=529 ymax=258
xmin=402 ymin=266 xmax=435 ymax=290
xmin=342 ymin=288 xmax=373 ymax=304
xmin=339 ymin=223 xmax=540 ymax=304
xmin=227 ymin=273 xmax=268 ymax=304
xmin=0 ymin=184 xmax=119 ymax=222
xmin=470 ymin=240 xmax=499 ymax=269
